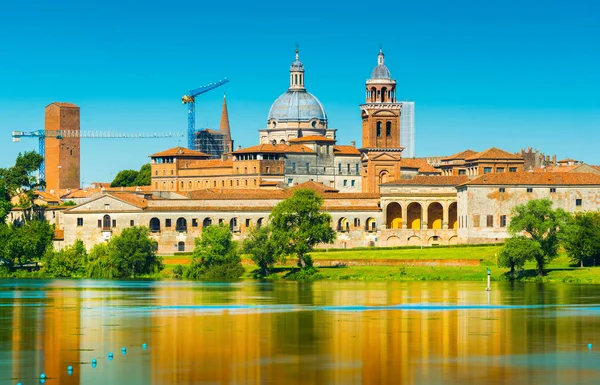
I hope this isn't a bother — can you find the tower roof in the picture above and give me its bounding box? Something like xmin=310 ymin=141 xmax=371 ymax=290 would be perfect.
xmin=219 ymin=94 xmax=230 ymax=139
xmin=371 ymin=48 xmax=391 ymax=79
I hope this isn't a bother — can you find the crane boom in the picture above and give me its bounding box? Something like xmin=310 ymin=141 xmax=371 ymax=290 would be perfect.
xmin=181 ymin=78 xmax=229 ymax=150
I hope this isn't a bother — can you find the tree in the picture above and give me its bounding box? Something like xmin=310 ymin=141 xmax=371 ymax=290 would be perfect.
xmin=86 ymin=243 xmax=117 ymax=278
xmin=0 ymin=185 xmax=11 ymax=224
xmin=499 ymin=236 xmax=542 ymax=279
xmin=109 ymin=226 xmax=162 ymax=277
xmin=0 ymin=151 xmax=45 ymax=220
xmin=270 ymin=189 xmax=336 ymax=268
xmin=243 ymin=225 xmax=278 ymax=276
xmin=0 ymin=220 xmax=54 ymax=268
xmin=43 ymin=239 xmax=87 ymax=277
xmin=561 ymin=211 xmax=600 ymax=267
xmin=110 ymin=164 xmax=151 ymax=187
xmin=508 ymin=199 xmax=567 ymax=276
xmin=186 ymin=224 xmax=244 ymax=280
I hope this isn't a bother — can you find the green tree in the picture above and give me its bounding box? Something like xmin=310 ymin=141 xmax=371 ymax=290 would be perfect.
xmin=109 ymin=226 xmax=162 ymax=277
xmin=0 ymin=185 xmax=11 ymax=224
xmin=110 ymin=169 xmax=138 ymax=187
xmin=133 ymin=164 xmax=151 ymax=186
xmin=561 ymin=211 xmax=600 ymax=267
xmin=0 ymin=151 xmax=45 ymax=220
xmin=508 ymin=199 xmax=567 ymax=276
xmin=185 ymin=224 xmax=244 ymax=280
xmin=243 ymin=225 xmax=278 ymax=277
xmin=499 ymin=236 xmax=542 ymax=279
xmin=86 ymin=243 xmax=118 ymax=278
xmin=43 ymin=239 xmax=87 ymax=277
xmin=270 ymin=189 xmax=336 ymax=268
xmin=0 ymin=220 xmax=54 ymax=268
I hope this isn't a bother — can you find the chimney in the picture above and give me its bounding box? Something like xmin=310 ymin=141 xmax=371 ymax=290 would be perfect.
xmin=351 ymin=140 xmax=356 ymax=147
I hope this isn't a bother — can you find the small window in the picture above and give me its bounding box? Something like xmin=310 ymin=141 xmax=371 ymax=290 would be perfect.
xmin=385 ymin=121 xmax=391 ymax=137
xmin=497 ymin=167 xmax=505 ymax=173
xmin=576 ymin=199 xmax=582 ymax=206
xmin=266 ymin=166 xmax=270 ymax=173
xmin=376 ymin=122 xmax=382 ymax=137
xmin=165 ymin=219 xmax=172 ymax=227
xmin=486 ymin=215 xmax=493 ymax=227
xmin=499 ymin=188 xmax=505 ymax=193
xmin=192 ymin=218 xmax=198 ymax=227
xmin=472 ymin=215 xmax=480 ymax=227
xmin=347 ymin=164 xmax=350 ymax=173
xmin=484 ymin=167 xmax=492 ymax=174
xmin=292 ymin=162 xmax=296 ymax=171
xmin=343 ymin=180 xmax=347 ymax=187
xmin=458 ymin=169 xmax=466 ymax=175
xmin=338 ymin=164 xmax=342 ymax=174
xmin=245 ymin=218 xmax=251 ymax=227
xmin=509 ymin=167 xmax=517 ymax=172
xmin=526 ymin=188 xmax=533 ymax=193
xmin=306 ymin=163 xmax=310 ymax=172
xmin=355 ymin=164 xmax=359 ymax=173
xmin=77 ymin=218 xmax=83 ymax=226
xmin=171 ymin=170 xmax=174 ymax=175
xmin=155 ymin=170 xmax=158 ymax=176
xmin=500 ymin=215 xmax=507 ymax=227
xmin=112 ymin=219 xmax=117 ymax=228
xmin=105 ymin=203 xmax=110 ymax=210
xmin=98 ymin=219 xmax=101 ymax=228
xmin=550 ymin=187 xmax=556 ymax=193
xmin=288 ymin=178 xmax=293 ymax=186
xmin=351 ymin=180 xmax=355 ymax=187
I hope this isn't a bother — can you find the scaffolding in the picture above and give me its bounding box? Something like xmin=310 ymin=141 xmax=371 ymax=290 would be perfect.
xmin=400 ymin=101 xmax=415 ymax=157
xmin=193 ymin=129 xmax=228 ymax=159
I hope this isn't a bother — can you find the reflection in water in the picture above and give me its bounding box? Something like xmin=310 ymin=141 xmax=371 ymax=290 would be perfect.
xmin=1 ymin=280 xmax=600 ymax=384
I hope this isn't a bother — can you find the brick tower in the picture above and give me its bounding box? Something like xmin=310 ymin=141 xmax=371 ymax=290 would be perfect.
xmin=360 ymin=49 xmax=403 ymax=193
xmin=45 ymin=102 xmax=80 ymax=191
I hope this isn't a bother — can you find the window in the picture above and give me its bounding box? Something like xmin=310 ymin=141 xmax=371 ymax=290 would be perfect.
xmin=171 ymin=170 xmax=174 ymax=175
xmin=472 ymin=215 xmax=480 ymax=227
xmin=376 ymin=122 xmax=382 ymax=137
xmin=155 ymin=170 xmax=158 ymax=176
xmin=165 ymin=219 xmax=172 ymax=227
xmin=98 ymin=219 xmax=101 ymax=228
xmin=499 ymin=188 xmax=505 ymax=193
xmin=355 ymin=164 xmax=359 ymax=173
xmin=244 ymin=180 xmax=248 ymax=186
xmin=486 ymin=215 xmax=493 ymax=227
xmin=527 ymin=188 xmax=533 ymax=193
xmin=576 ymin=199 xmax=582 ymax=206
xmin=77 ymin=218 xmax=83 ymax=226
xmin=351 ymin=180 xmax=355 ymax=187
xmin=338 ymin=164 xmax=342 ymax=174
xmin=347 ymin=164 xmax=350 ymax=173
xmin=105 ymin=203 xmax=110 ymax=210
xmin=497 ymin=167 xmax=505 ymax=173
xmin=306 ymin=163 xmax=309 ymax=172
xmin=354 ymin=218 xmax=360 ymax=227
xmin=292 ymin=162 xmax=296 ymax=171
xmin=509 ymin=167 xmax=517 ymax=172
xmin=266 ymin=166 xmax=270 ymax=173
xmin=192 ymin=218 xmax=198 ymax=227
xmin=343 ymin=180 xmax=347 ymax=187
xmin=386 ymin=121 xmax=392 ymax=137
xmin=288 ymin=178 xmax=293 ymax=186
xmin=130 ymin=220 xmax=134 ymax=227
xmin=484 ymin=167 xmax=492 ymax=174
xmin=253 ymin=166 xmax=257 ymax=173
xmin=245 ymin=218 xmax=251 ymax=227
xmin=500 ymin=215 xmax=507 ymax=227
xmin=112 ymin=219 xmax=117 ymax=228
xmin=550 ymin=187 xmax=556 ymax=193
xmin=458 ymin=169 xmax=466 ymax=175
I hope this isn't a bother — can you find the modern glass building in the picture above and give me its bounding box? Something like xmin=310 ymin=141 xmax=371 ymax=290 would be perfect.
xmin=400 ymin=101 xmax=415 ymax=158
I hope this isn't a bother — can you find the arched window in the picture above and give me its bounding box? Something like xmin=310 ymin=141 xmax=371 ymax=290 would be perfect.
xmin=381 ymin=87 xmax=387 ymax=102
xmin=230 ymin=218 xmax=238 ymax=232
xmin=376 ymin=122 xmax=382 ymax=137
xmin=149 ymin=218 xmax=160 ymax=232
xmin=257 ymin=218 xmax=264 ymax=228
xmin=202 ymin=217 xmax=212 ymax=228
xmin=102 ymin=215 xmax=111 ymax=230
xmin=176 ymin=217 xmax=187 ymax=232
xmin=386 ymin=121 xmax=392 ymax=137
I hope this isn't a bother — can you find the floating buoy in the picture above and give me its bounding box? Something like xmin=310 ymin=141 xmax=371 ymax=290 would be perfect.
xmin=40 ymin=373 xmax=47 ymax=379
xmin=588 ymin=343 xmax=593 ymax=349
xmin=142 ymin=343 xmax=147 ymax=349
xmin=108 ymin=352 xmax=114 ymax=357
xmin=67 ymin=365 xmax=73 ymax=371
xmin=91 ymin=358 xmax=97 ymax=365
xmin=122 ymin=347 xmax=126 ymax=352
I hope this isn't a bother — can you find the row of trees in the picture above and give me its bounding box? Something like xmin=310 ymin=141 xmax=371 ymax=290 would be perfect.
xmin=499 ymin=199 xmax=600 ymax=278
xmin=110 ymin=164 xmax=151 ymax=187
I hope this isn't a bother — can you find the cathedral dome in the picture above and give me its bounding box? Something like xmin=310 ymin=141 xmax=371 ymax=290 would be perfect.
xmin=268 ymin=90 xmax=327 ymax=122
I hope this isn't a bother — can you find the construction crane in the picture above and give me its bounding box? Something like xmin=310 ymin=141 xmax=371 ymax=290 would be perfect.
xmin=181 ymin=78 xmax=229 ymax=150
xmin=12 ymin=129 xmax=184 ymax=184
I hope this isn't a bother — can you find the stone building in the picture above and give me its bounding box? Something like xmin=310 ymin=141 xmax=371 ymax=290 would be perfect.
xmin=457 ymin=172 xmax=600 ymax=243
xmin=439 ymin=148 xmax=524 ymax=176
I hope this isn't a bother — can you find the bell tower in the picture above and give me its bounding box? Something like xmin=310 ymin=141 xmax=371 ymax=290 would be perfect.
xmin=360 ymin=49 xmax=403 ymax=193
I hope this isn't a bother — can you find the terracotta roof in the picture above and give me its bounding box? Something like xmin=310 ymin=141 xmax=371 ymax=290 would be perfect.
xmin=441 ymin=149 xmax=478 ymax=161
xmin=188 ymin=189 xmax=287 ymax=200
xmin=333 ymin=145 xmax=361 ymax=155
xmin=291 ymin=181 xmax=339 ymax=193
xmin=37 ymin=191 xmax=61 ymax=202
xmin=232 ymin=144 xmax=314 ymax=154
xmin=259 ymin=181 xmax=280 ymax=186
xmin=110 ymin=193 xmax=148 ymax=208
xmin=399 ymin=158 xmax=441 ymax=173
xmin=61 ymin=188 xmax=101 ymax=198
xmin=48 ymin=102 xmax=78 ymax=108
xmin=465 ymin=147 xmax=523 ymax=161
xmin=150 ymin=147 xmax=211 ymax=158
xmin=288 ymin=136 xmax=336 ymax=143
xmin=90 ymin=182 xmax=111 ymax=188
xmin=558 ymin=158 xmax=579 ymax=163
xmin=461 ymin=172 xmax=600 ymax=186
xmin=384 ymin=175 xmax=469 ymax=186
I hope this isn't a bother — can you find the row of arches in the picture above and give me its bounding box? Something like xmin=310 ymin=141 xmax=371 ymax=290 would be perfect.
xmin=367 ymin=86 xmax=395 ymax=103
xmin=385 ymin=202 xmax=457 ymax=230
xmin=337 ymin=217 xmax=377 ymax=233
xmin=149 ymin=217 xmax=265 ymax=233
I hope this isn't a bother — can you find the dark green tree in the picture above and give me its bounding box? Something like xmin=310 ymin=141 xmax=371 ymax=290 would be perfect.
xmin=43 ymin=239 xmax=87 ymax=277
xmin=498 ymin=236 xmax=542 ymax=279
xmin=133 ymin=164 xmax=151 ymax=186
xmin=86 ymin=243 xmax=117 ymax=279
xmin=109 ymin=226 xmax=162 ymax=277
xmin=0 ymin=220 xmax=54 ymax=268
xmin=561 ymin=211 xmax=600 ymax=267
xmin=508 ymin=199 xmax=567 ymax=276
xmin=243 ymin=225 xmax=278 ymax=277
xmin=186 ymin=224 xmax=244 ymax=280
xmin=0 ymin=151 xmax=45 ymax=220
xmin=270 ymin=189 xmax=336 ymax=268
xmin=110 ymin=169 xmax=138 ymax=187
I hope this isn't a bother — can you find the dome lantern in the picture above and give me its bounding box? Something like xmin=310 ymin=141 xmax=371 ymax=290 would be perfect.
xmin=289 ymin=48 xmax=305 ymax=90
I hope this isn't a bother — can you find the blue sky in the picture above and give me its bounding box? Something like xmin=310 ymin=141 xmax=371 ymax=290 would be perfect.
xmin=0 ymin=0 xmax=598 ymax=185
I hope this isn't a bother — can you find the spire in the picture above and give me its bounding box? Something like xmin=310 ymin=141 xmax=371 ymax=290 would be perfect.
xmin=378 ymin=46 xmax=385 ymax=66
xmin=289 ymin=46 xmax=305 ymax=90
xmin=219 ymin=93 xmax=230 ymax=139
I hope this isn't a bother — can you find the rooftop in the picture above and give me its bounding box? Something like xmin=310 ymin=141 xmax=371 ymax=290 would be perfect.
xmin=461 ymin=172 xmax=600 ymax=186
xmin=465 ymin=147 xmax=524 ymax=162
xmin=384 ymin=175 xmax=469 ymax=186
xmin=232 ymin=144 xmax=314 ymax=154
xmin=150 ymin=147 xmax=211 ymax=158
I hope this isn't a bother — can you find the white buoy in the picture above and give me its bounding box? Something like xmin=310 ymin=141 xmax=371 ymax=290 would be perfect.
xmin=486 ymin=268 xmax=491 ymax=291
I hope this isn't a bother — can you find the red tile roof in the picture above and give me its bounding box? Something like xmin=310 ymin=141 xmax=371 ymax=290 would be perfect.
xmin=465 ymin=147 xmax=523 ymax=161
xmin=110 ymin=193 xmax=149 ymax=208
xmin=461 ymin=172 xmax=600 ymax=186
xmin=333 ymin=145 xmax=361 ymax=155
xmin=441 ymin=149 xmax=477 ymax=161
xmin=399 ymin=158 xmax=441 ymax=173
xmin=232 ymin=144 xmax=314 ymax=154
xmin=384 ymin=175 xmax=468 ymax=186
xmin=150 ymin=147 xmax=211 ymax=158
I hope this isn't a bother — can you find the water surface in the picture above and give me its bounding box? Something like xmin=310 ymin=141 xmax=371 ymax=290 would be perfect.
xmin=1 ymin=279 xmax=600 ymax=384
